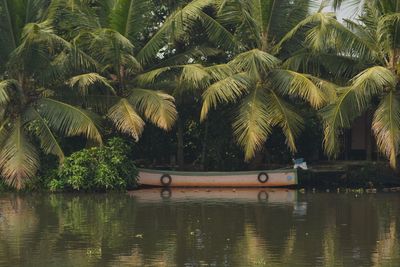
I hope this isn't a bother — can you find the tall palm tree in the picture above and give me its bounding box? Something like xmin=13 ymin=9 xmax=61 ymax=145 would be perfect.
xmin=284 ymin=0 xmax=400 ymax=167
xmin=54 ymin=0 xmax=236 ymax=142
xmin=0 ymin=1 xmax=102 ymax=188
xmin=198 ymin=0 xmax=336 ymax=160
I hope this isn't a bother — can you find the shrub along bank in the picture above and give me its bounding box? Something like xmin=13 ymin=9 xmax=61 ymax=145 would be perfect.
xmin=49 ymin=138 xmax=138 ymax=192
xmin=0 ymin=138 xmax=138 ymax=193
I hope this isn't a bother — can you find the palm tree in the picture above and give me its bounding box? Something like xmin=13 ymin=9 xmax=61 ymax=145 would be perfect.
xmin=198 ymin=0 xmax=335 ymax=160
xmin=54 ymin=0 xmax=237 ymax=142
xmin=0 ymin=1 xmax=102 ymax=188
xmin=60 ymin=0 xmax=240 ymax=169
xmin=284 ymin=0 xmax=400 ymax=167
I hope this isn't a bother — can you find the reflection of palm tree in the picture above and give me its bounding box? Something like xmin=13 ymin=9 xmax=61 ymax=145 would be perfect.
xmin=371 ymin=210 xmax=399 ymax=266
xmin=232 ymin=224 xmax=274 ymax=266
xmin=0 ymin=196 xmax=39 ymax=263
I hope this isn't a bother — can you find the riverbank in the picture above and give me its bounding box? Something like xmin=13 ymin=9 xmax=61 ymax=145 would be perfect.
xmin=298 ymin=161 xmax=400 ymax=189
xmin=1 ymin=161 xmax=398 ymax=193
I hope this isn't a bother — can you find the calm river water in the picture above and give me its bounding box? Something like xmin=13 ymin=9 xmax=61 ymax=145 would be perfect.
xmin=0 ymin=189 xmax=399 ymax=267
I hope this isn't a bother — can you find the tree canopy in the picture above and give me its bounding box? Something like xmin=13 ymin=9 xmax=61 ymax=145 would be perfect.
xmin=0 ymin=0 xmax=399 ymax=188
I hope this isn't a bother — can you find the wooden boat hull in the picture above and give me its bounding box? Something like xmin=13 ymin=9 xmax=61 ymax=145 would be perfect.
xmin=138 ymin=168 xmax=297 ymax=187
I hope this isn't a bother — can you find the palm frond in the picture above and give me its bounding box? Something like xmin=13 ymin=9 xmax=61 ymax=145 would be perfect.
xmin=229 ymin=49 xmax=280 ymax=80
xmin=283 ymin=49 xmax=365 ymax=79
xmin=372 ymin=91 xmax=400 ymax=168
xmin=0 ymin=118 xmax=39 ymax=189
xmin=233 ymin=88 xmax=272 ymax=160
xmin=108 ymin=98 xmax=144 ymax=141
xmin=269 ymin=69 xmax=331 ymax=108
xmin=320 ymin=86 xmax=363 ymax=157
xmin=0 ymin=118 xmax=10 ymax=148
xmin=9 ymin=22 xmax=99 ymax=75
xmin=136 ymin=0 xmax=215 ymax=64
xmin=0 ymin=80 xmax=14 ymax=105
xmin=179 ymin=64 xmax=211 ymax=89
xmin=135 ymin=66 xmax=175 ymax=85
xmin=128 ymin=89 xmax=177 ymax=130
xmin=36 ymin=98 xmax=103 ymax=144
xmin=110 ymin=0 xmax=151 ymax=41
xmin=267 ymin=90 xmax=304 ymax=152
xmin=377 ymin=12 xmax=400 ymax=50
xmin=350 ymin=66 xmax=397 ymax=99
xmin=205 ymin=63 xmax=236 ymax=80
xmin=68 ymin=73 xmax=116 ymax=95
xmin=201 ymin=72 xmax=251 ymax=121
xmin=24 ymin=107 xmax=65 ymax=161
xmin=276 ymin=12 xmax=377 ymax=60
xmin=197 ymin=9 xmax=238 ymax=51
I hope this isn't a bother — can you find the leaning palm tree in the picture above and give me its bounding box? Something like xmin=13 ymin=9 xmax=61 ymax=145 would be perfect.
xmin=0 ymin=1 xmax=102 ymax=188
xmin=198 ymin=0 xmax=336 ymax=160
xmin=283 ymin=0 xmax=400 ymax=167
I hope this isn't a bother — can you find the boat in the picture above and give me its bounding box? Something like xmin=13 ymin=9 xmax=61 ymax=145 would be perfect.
xmin=137 ymin=168 xmax=298 ymax=187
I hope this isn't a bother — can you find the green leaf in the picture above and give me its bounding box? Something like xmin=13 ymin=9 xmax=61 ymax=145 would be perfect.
xmin=320 ymin=86 xmax=363 ymax=157
xmin=229 ymin=49 xmax=280 ymax=80
xmin=68 ymin=73 xmax=116 ymax=95
xmin=0 ymin=80 xmax=14 ymax=105
xmin=201 ymin=72 xmax=251 ymax=121
xmin=351 ymin=66 xmax=397 ymax=98
xmin=108 ymin=98 xmax=144 ymax=141
xmin=128 ymin=89 xmax=177 ymax=130
xmin=136 ymin=0 xmax=215 ymax=64
xmin=0 ymin=117 xmax=39 ymax=189
xmin=36 ymin=98 xmax=103 ymax=144
xmin=267 ymin=90 xmax=303 ymax=152
xmin=372 ymin=91 xmax=400 ymax=168
xmin=269 ymin=69 xmax=331 ymax=108
xmin=24 ymin=107 xmax=65 ymax=161
xmin=110 ymin=0 xmax=151 ymax=41
xmin=233 ymin=88 xmax=272 ymax=160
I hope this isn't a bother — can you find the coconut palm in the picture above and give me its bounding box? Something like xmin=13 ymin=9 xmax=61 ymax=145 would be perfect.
xmin=52 ymin=0 xmax=238 ymax=142
xmin=0 ymin=1 xmax=102 ymax=188
xmin=198 ymin=0 xmax=336 ymax=160
xmin=284 ymin=0 xmax=400 ymax=167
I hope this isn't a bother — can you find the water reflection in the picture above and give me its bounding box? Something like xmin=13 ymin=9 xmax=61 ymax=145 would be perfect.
xmin=0 ymin=191 xmax=399 ymax=267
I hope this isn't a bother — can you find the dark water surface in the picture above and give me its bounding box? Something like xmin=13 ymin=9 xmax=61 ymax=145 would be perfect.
xmin=0 ymin=189 xmax=399 ymax=267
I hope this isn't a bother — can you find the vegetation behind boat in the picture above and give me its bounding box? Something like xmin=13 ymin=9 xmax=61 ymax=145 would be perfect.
xmin=1 ymin=0 xmax=400 ymax=190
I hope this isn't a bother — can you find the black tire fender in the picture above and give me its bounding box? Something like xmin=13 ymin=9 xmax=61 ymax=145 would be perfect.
xmin=160 ymin=174 xmax=172 ymax=187
xmin=257 ymin=172 xmax=269 ymax=183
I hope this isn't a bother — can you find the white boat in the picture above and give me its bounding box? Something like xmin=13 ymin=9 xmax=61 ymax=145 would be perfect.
xmin=138 ymin=168 xmax=298 ymax=187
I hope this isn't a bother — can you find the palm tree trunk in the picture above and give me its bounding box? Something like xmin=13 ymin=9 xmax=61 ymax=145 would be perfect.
xmin=200 ymin=119 xmax=209 ymax=171
xmin=176 ymin=117 xmax=184 ymax=170
xmin=261 ymin=31 xmax=268 ymax=51
xmin=366 ymin=110 xmax=373 ymax=161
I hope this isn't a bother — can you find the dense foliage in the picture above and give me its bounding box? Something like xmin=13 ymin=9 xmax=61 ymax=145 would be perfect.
xmin=0 ymin=0 xmax=399 ymax=189
xmin=49 ymin=138 xmax=138 ymax=192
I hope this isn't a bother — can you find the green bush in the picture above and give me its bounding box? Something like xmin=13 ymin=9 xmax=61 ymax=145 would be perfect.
xmin=50 ymin=138 xmax=138 ymax=192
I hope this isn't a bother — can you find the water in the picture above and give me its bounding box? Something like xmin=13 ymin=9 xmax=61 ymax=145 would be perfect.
xmin=0 ymin=189 xmax=399 ymax=267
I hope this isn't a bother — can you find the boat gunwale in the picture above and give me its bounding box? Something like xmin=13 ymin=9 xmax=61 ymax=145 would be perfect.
xmin=138 ymin=168 xmax=297 ymax=177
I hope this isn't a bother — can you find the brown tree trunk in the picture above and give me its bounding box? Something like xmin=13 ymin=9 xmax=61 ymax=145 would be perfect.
xmin=366 ymin=110 xmax=373 ymax=161
xmin=176 ymin=117 xmax=184 ymax=170
xmin=200 ymin=119 xmax=209 ymax=171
